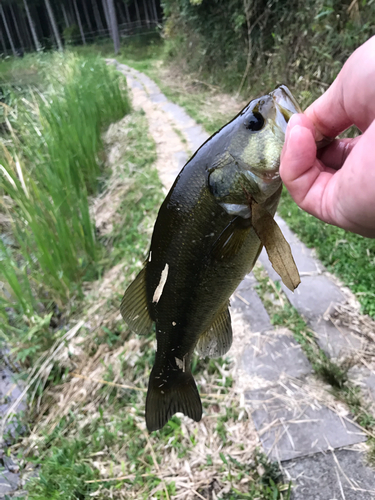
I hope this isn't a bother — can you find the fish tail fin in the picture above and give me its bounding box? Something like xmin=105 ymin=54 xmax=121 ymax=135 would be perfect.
xmin=146 ymin=367 xmax=202 ymax=432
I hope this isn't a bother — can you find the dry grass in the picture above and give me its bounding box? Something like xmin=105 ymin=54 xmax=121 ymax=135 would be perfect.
xmin=9 ymin=107 xmax=286 ymax=500
xmin=91 ymin=116 xmax=135 ymax=236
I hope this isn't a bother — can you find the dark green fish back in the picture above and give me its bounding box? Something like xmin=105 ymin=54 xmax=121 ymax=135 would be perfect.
xmin=120 ymin=87 xmax=295 ymax=431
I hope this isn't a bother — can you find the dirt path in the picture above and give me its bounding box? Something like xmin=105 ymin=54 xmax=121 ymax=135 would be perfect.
xmin=107 ymin=60 xmax=375 ymax=499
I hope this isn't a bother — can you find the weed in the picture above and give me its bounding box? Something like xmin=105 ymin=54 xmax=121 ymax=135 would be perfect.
xmin=120 ymin=35 xmax=375 ymax=320
xmin=1 ymin=52 xmax=130 ymax=361
xmin=253 ymin=263 xmax=352 ymax=387
xmin=278 ymin=190 xmax=375 ymax=318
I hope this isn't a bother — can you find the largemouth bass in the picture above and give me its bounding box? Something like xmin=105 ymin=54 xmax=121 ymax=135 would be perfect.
xmin=121 ymin=86 xmax=301 ymax=431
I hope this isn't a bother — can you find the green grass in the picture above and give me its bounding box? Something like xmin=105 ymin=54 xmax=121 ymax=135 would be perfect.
xmin=20 ymin=350 xmax=290 ymax=500
xmin=252 ymin=263 xmax=350 ymax=385
xmin=116 ymin=37 xmax=233 ymax=136
xmin=253 ymin=261 xmax=375 ymax=463
xmin=1 ymin=104 xmax=290 ymax=497
xmin=278 ymin=190 xmax=375 ymax=318
xmin=22 ymin=409 xmax=290 ymax=500
xmin=0 ymin=44 xmax=293 ymax=499
xmin=0 ymin=51 xmax=130 ymax=360
xmin=118 ymin=38 xmax=375 ymax=319
xmin=153 ymin=80 xmax=230 ymax=135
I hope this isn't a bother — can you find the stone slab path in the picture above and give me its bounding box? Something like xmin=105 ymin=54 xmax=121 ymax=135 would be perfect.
xmin=108 ymin=59 xmax=375 ymax=499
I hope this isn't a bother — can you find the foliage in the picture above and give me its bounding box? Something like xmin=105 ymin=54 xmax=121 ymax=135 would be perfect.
xmin=62 ymin=24 xmax=80 ymax=46
xmin=0 ymin=51 xmax=130 ymax=357
xmin=133 ymin=25 xmax=375 ymax=318
xmin=21 ymin=342 xmax=289 ymax=500
xmin=161 ymin=0 xmax=375 ymax=99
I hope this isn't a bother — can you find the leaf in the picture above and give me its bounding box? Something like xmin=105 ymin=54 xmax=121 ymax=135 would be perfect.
xmin=251 ymin=201 xmax=300 ymax=292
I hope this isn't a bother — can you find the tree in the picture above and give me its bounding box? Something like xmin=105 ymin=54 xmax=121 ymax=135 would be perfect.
xmin=117 ymin=2 xmax=125 ymax=24
xmin=19 ymin=4 xmax=33 ymax=51
xmin=92 ymin=0 xmax=104 ymax=33
xmin=23 ymin=0 xmax=41 ymax=51
xmin=142 ymin=0 xmax=150 ymax=27
xmin=9 ymin=3 xmax=24 ymax=49
xmin=0 ymin=27 xmax=7 ymax=55
xmin=107 ymin=0 xmax=120 ymax=54
xmin=73 ymin=0 xmax=86 ymax=44
xmin=123 ymin=0 xmax=131 ymax=24
xmin=151 ymin=0 xmax=158 ymax=23
xmin=61 ymin=3 xmax=70 ymax=28
xmin=44 ymin=0 xmax=63 ymax=51
xmin=101 ymin=0 xmax=111 ymax=35
xmin=0 ymin=4 xmax=17 ymax=56
xmin=134 ymin=0 xmax=141 ymax=26
xmin=82 ymin=0 xmax=93 ymax=32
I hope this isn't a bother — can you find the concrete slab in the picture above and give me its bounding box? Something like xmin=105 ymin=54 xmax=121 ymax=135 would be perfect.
xmin=0 ymin=469 xmax=20 ymax=498
xmin=310 ymin=317 xmax=363 ymax=358
xmin=283 ymin=448 xmax=375 ymax=500
xmin=162 ymin=101 xmax=195 ymax=127
xmin=183 ymin=125 xmax=209 ymax=151
xmin=246 ymin=382 xmax=366 ymax=461
xmin=149 ymin=92 xmax=168 ymax=103
xmin=232 ymin=274 xmax=272 ymax=333
xmin=242 ymin=333 xmax=312 ymax=382
xmin=283 ymin=275 xmax=345 ymax=322
xmin=365 ymin=374 xmax=375 ymax=402
xmin=259 ymin=214 xmax=322 ymax=279
xmin=259 ymin=215 xmax=362 ymax=358
xmin=127 ymin=77 xmax=143 ymax=90
xmin=0 ymin=367 xmax=26 ymax=442
xmin=174 ymin=151 xmax=188 ymax=172
xmin=259 ymin=250 xmax=345 ymax=321
xmin=259 ymin=215 xmax=342 ymax=315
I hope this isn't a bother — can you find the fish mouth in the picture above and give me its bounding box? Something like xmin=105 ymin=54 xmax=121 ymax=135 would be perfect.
xmin=270 ymin=85 xmax=302 ymax=134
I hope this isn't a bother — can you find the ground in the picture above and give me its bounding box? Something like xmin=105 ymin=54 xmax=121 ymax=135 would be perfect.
xmin=1 ymin=57 xmax=375 ymax=500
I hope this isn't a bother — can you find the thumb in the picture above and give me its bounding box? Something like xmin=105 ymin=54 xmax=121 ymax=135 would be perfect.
xmin=280 ymin=114 xmax=319 ymax=205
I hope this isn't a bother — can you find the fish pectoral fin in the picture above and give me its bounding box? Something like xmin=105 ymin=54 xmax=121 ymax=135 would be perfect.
xmin=120 ymin=265 xmax=153 ymax=335
xmin=146 ymin=368 xmax=202 ymax=432
xmin=251 ymin=201 xmax=301 ymax=291
xmin=210 ymin=217 xmax=252 ymax=261
xmin=196 ymin=304 xmax=232 ymax=358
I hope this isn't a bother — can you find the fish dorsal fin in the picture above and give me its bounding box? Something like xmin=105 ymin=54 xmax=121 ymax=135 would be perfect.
xmin=120 ymin=265 xmax=153 ymax=335
xmin=210 ymin=217 xmax=252 ymax=261
xmin=196 ymin=304 xmax=232 ymax=358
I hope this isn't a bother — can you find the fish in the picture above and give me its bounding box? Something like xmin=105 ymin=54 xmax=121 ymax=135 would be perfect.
xmin=121 ymin=85 xmax=301 ymax=431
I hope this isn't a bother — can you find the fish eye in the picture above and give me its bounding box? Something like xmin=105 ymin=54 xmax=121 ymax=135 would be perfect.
xmin=244 ymin=112 xmax=265 ymax=131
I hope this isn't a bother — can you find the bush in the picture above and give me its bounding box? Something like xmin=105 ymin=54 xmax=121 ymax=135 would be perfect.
xmin=162 ymin=0 xmax=374 ymax=101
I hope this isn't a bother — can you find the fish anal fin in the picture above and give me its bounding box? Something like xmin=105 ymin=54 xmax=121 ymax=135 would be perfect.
xmin=210 ymin=217 xmax=252 ymax=261
xmin=146 ymin=368 xmax=202 ymax=432
xmin=120 ymin=266 xmax=153 ymax=335
xmin=196 ymin=304 xmax=232 ymax=358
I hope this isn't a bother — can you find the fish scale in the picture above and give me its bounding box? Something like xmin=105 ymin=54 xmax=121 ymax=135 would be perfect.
xmin=121 ymin=85 xmax=301 ymax=431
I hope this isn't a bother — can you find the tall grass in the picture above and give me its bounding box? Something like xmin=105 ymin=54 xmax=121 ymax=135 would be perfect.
xmin=0 ymin=53 xmax=130 ymax=334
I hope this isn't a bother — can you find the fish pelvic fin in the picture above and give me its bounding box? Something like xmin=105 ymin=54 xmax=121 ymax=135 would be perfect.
xmin=120 ymin=265 xmax=153 ymax=335
xmin=196 ymin=303 xmax=232 ymax=358
xmin=146 ymin=365 xmax=202 ymax=432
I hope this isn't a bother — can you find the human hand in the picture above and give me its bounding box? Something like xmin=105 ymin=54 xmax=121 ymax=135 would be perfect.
xmin=280 ymin=36 xmax=375 ymax=238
